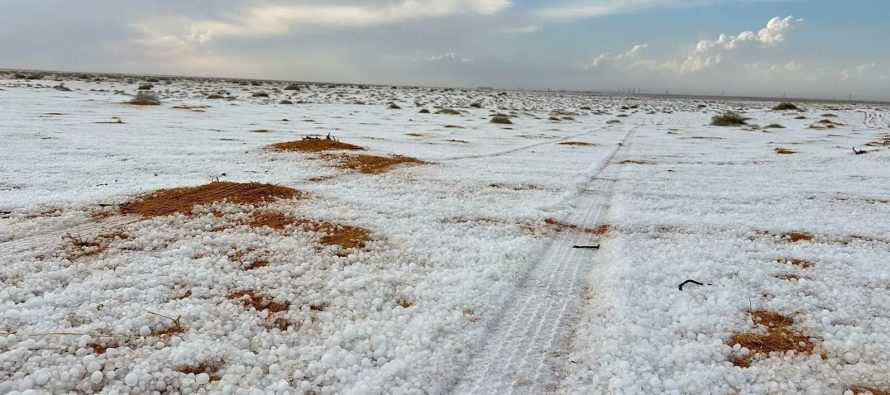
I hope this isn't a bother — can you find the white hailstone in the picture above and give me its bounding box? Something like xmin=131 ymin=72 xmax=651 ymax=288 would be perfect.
xmin=196 ymin=373 xmax=210 ymax=385
xmin=89 ymin=371 xmax=103 ymax=384
xmin=33 ymin=372 xmax=50 ymax=386
xmin=17 ymin=377 xmax=34 ymax=391
xmin=124 ymin=372 xmax=140 ymax=386
xmin=138 ymin=326 xmax=151 ymax=337
xmin=86 ymin=361 xmax=102 ymax=373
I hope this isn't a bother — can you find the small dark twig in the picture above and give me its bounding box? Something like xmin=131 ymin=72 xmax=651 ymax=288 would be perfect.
xmin=572 ymin=245 xmax=600 ymax=249
xmin=852 ymin=147 xmax=868 ymax=155
xmin=678 ymin=279 xmax=705 ymax=291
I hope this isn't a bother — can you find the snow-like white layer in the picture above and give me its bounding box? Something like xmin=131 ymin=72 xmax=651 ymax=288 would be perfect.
xmin=2 ymin=73 xmax=890 ymax=394
xmin=566 ymin=114 xmax=890 ymax=394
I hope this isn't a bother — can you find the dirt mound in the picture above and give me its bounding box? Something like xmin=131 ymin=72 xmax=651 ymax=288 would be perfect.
xmin=850 ymin=386 xmax=889 ymax=395
xmin=294 ymin=219 xmax=371 ymax=249
xmin=324 ymin=154 xmax=425 ymax=174
xmin=270 ymin=139 xmax=364 ymax=152
xmin=728 ymin=310 xmax=815 ymax=367
xmin=249 ymin=211 xmax=298 ymax=230
xmin=121 ymin=182 xmax=298 ymax=217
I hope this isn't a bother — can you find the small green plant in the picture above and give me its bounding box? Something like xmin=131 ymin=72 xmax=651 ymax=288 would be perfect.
xmin=128 ymin=91 xmax=160 ymax=105
xmin=772 ymin=102 xmax=799 ymax=111
xmin=435 ymin=108 xmax=461 ymax=115
xmin=711 ymin=111 xmax=748 ymax=126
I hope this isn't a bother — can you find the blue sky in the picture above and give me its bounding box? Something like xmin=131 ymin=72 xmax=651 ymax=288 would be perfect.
xmin=1 ymin=0 xmax=888 ymax=100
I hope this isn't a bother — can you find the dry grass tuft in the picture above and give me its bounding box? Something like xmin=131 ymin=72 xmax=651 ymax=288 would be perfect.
xmin=151 ymin=320 xmax=186 ymax=337
xmin=396 ymin=296 xmax=415 ymax=308
xmin=711 ymin=111 xmax=748 ymax=126
xmin=120 ymin=182 xmax=299 ymax=217
xmin=228 ymin=290 xmax=289 ymax=313
xmin=127 ymin=92 xmax=160 ymax=106
xmin=490 ymin=115 xmax=513 ymax=124
xmin=619 ymin=159 xmax=654 ymax=165
xmin=62 ymin=229 xmax=129 ymax=260
xmin=270 ymin=139 xmax=364 ymax=153
xmin=774 ymin=147 xmax=797 ymax=154
xmin=324 ymin=154 xmax=425 ymax=174
xmin=772 ymin=102 xmax=799 ymax=111
xmin=728 ymin=310 xmax=814 ymax=367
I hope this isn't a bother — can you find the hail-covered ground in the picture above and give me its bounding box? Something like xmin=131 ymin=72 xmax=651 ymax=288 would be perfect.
xmin=1 ymin=72 xmax=889 ymax=395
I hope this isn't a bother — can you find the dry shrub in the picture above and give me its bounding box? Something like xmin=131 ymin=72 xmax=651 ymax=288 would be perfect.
xmin=151 ymin=320 xmax=186 ymax=337
xmin=560 ymin=141 xmax=595 ymax=146
xmin=774 ymin=147 xmax=797 ymax=154
xmin=772 ymin=102 xmax=799 ymax=111
xmin=62 ymin=229 xmax=129 ymax=260
xmin=711 ymin=111 xmax=748 ymax=126
xmin=619 ymin=159 xmax=654 ymax=165
xmin=490 ymin=115 xmax=512 ymax=124
xmin=270 ymin=139 xmax=364 ymax=153
xmin=120 ymin=182 xmax=298 ymax=217
xmin=728 ymin=310 xmax=814 ymax=367
xmin=228 ymin=290 xmax=289 ymax=313
xmin=324 ymin=154 xmax=425 ymax=174
xmin=127 ymin=92 xmax=160 ymax=106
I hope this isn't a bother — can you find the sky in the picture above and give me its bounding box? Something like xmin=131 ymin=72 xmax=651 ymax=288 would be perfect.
xmin=1 ymin=0 xmax=888 ymax=100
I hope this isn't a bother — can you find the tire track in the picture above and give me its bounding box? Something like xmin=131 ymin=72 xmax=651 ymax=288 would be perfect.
xmin=445 ymin=128 xmax=633 ymax=394
xmin=433 ymin=124 xmax=626 ymax=162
